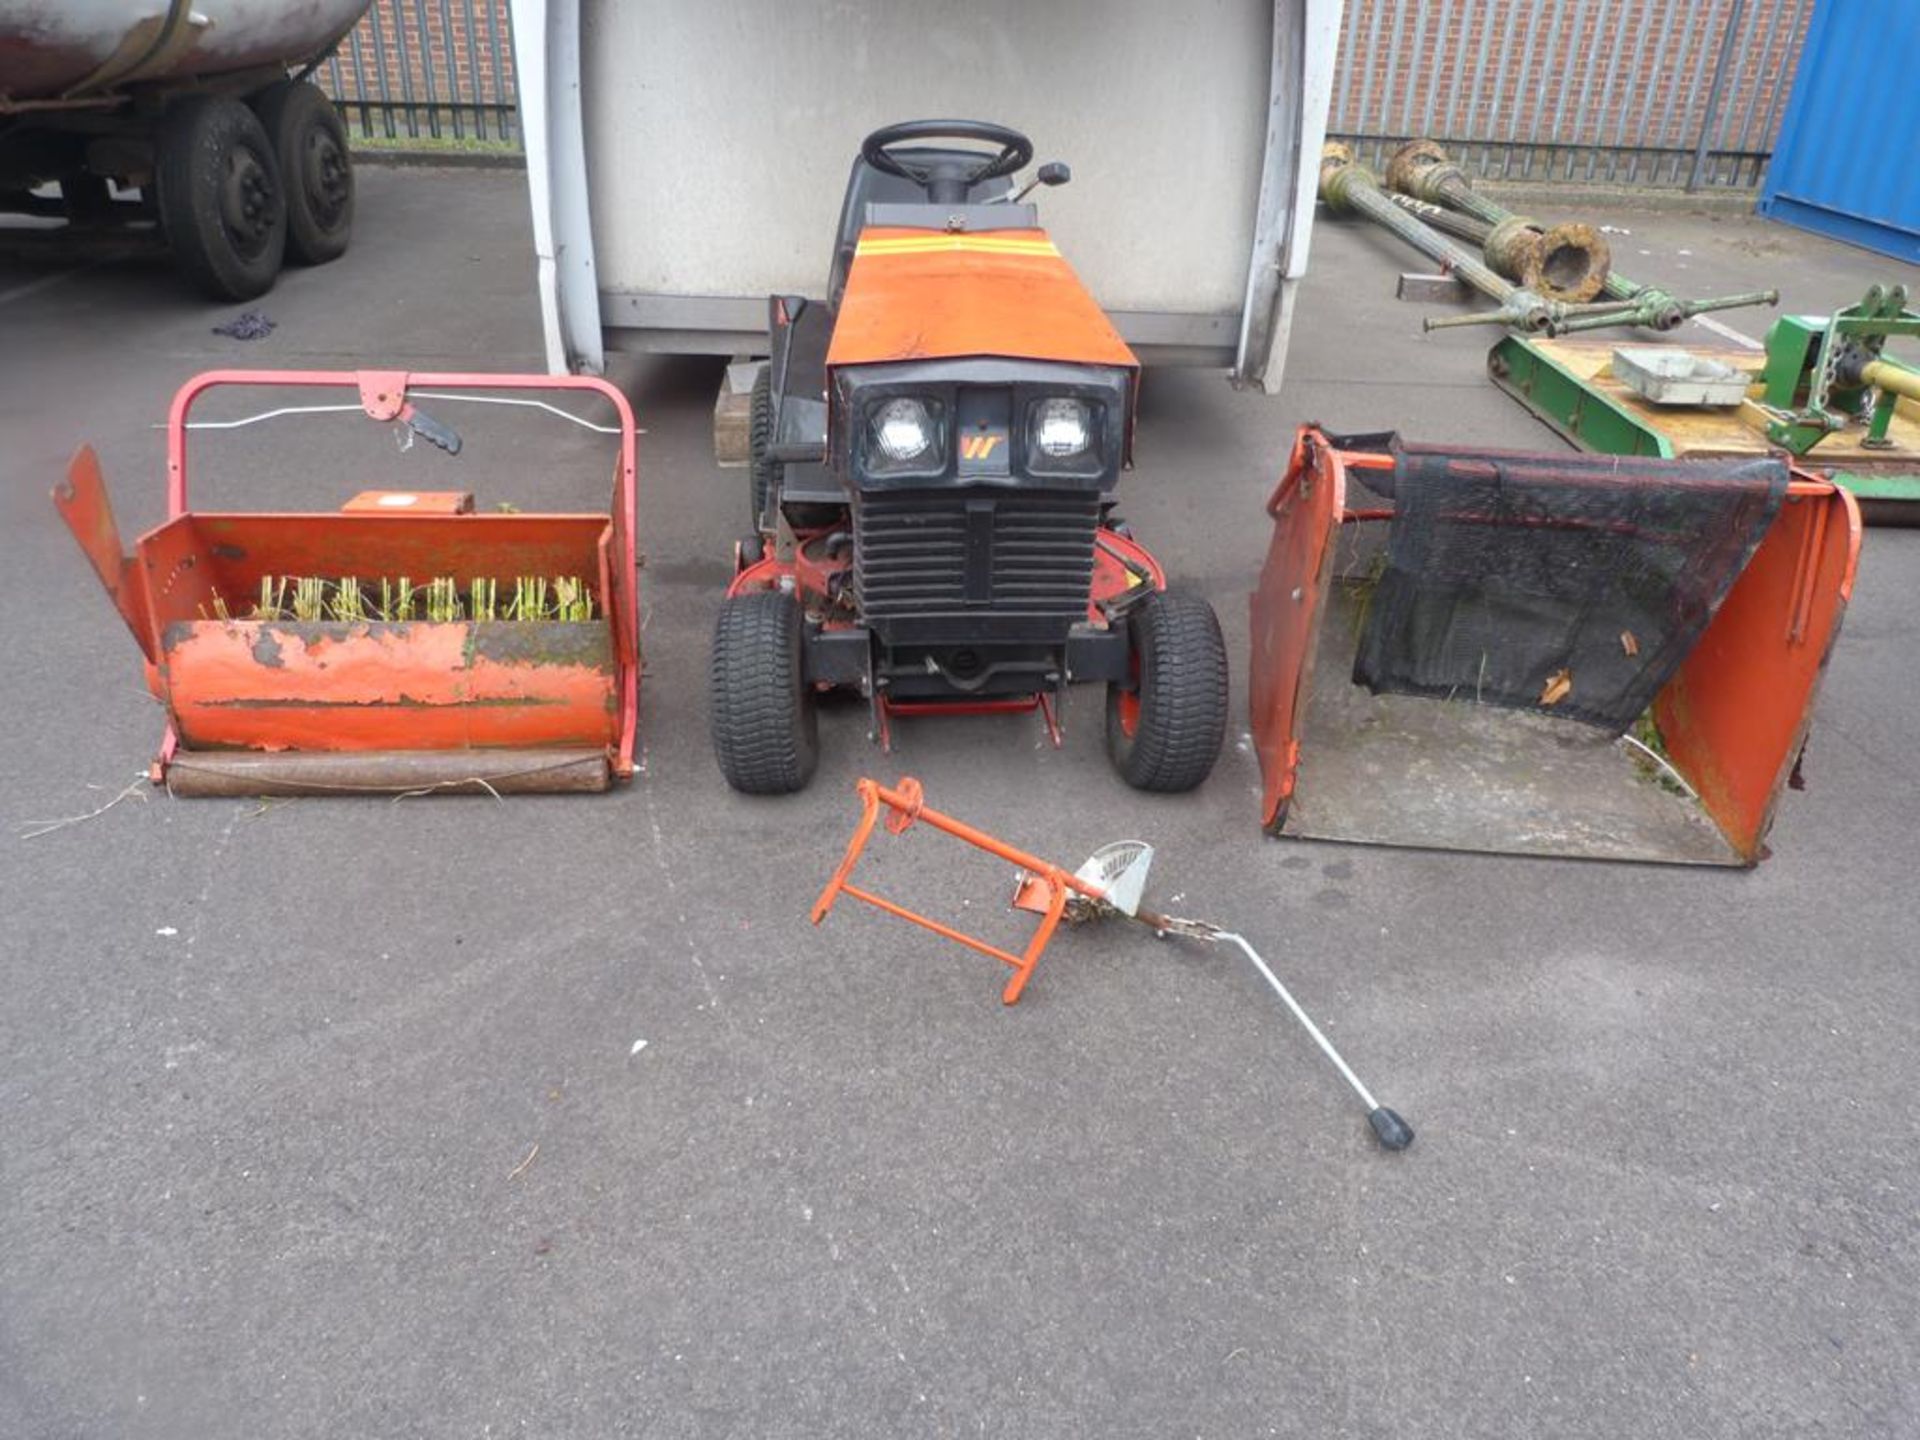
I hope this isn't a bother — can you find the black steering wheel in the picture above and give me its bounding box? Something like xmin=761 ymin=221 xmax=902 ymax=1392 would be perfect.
xmin=860 ymin=120 xmax=1034 ymax=203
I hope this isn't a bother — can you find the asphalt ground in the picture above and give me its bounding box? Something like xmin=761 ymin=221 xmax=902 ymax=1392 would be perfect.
xmin=3 ymin=168 xmax=1916 ymax=1438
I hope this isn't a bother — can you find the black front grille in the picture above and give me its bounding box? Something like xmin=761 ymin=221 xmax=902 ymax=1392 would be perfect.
xmin=854 ymin=489 xmax=1099 ymax=622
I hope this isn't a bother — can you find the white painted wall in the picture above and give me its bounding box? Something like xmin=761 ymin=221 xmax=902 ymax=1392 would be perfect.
xmin=577 ymin=0 xmax=1273 ymax=315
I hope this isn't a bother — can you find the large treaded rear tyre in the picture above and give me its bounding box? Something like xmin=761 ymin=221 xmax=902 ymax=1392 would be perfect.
xmin=748 ymin=367 xmax=779 ymax=529
xmin=253 ymin=80 xmax=353 ymax=265
xmin=1105 ymin=589 xmax=1228 ymax=793
xmin=157 ymin=96 xmax=286 ymax=301
xmin=711 ymin=589 xmax=819 ymax=794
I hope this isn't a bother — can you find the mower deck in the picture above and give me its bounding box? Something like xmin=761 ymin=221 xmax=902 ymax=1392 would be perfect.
xmin=1490 ymin=334 xmax=1920 ymax=518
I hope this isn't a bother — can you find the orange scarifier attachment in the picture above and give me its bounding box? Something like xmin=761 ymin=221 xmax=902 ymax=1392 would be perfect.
xmin=53 ymin=370 xmax=639 ymax=796
xmin=1249 ymin=425 xmax=1861 ymax=865
xmin=812 ymin=777 xmax=1132 ymax=1005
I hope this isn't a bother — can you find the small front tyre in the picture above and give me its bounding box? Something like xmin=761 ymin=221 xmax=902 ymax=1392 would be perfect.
xmin=1105 ymin=589 xmax=1228 ymax=793
xmin=711 ymin=589 xmax=819 ymax=794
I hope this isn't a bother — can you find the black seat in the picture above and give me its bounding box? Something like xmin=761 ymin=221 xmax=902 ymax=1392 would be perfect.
xmin=827 ymin=149 xmax=1028 ymax=308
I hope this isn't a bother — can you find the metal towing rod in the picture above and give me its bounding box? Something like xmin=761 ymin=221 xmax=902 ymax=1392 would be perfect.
xmin=1319 ymin=143 xmax=1630 ymax=335
xmin=812 ymin=777 xmax=1416 ymax=1153
xmin=1384 ymin=138 xmax=1612 ymax=303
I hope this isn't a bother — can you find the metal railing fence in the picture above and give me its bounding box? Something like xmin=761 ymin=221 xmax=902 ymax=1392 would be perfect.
xmin=318 ymin=1 xmax=1808 ymax=186
xmin=1327 ymin=0 xmax=1811 ymax=189
xmin=323 ymin=0 xmax=518 ymax=147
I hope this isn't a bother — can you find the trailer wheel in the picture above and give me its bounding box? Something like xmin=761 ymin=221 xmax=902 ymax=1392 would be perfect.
xmin=1105 ymin=589 xmax=1228 ymax=792
xmin=711 ymin=589 xmax=819 ymax=794
xmin=253 ymin=80 xmax=353 ymax=265
xmin=157 ymin=96 xmax=286 ymax=301
xmin=749 ymin=367 xmax=780 ymax=529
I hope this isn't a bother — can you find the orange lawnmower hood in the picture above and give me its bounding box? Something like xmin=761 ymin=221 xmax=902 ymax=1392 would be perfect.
xmin=826 ymin=226 xmax=1139 ymax=373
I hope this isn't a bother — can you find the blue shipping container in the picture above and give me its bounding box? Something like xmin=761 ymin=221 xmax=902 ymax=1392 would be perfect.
xmin=1758 ymin=0 xmax=1920 ymax=263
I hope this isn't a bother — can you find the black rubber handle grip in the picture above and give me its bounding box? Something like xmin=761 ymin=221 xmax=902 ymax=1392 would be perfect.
xmin=1368 ymin=1106 xmax=1415 ymax=1151
xmin=406 ymin=407 xmax=463 ymax=456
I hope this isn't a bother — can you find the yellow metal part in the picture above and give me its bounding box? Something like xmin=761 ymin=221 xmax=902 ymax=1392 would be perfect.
xmin=1861 ymin=357 xmax=1920 ymax=403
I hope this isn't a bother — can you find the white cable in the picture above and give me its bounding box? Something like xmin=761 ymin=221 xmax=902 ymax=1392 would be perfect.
xmin=181 ymin=403 xmax=366 ymax=429
xmin=179 ymin=394 xmax=622 ymax=435
xmin=408 ymin=391 xmax=623 ymax=433
xmin=1213 ymin=931 xmax=1380 ymax=1111
xmin=1617 ymin=732 xmax=1699 ymax=800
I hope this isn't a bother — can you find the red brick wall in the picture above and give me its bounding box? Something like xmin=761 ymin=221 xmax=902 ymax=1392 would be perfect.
xmin=1330 ymin=0 xmax=1811 ymax=176
xmin=325 ymin=0 xmax=518 ymax=142
xmin=321 ymin=0 xmax=1810 ymax=174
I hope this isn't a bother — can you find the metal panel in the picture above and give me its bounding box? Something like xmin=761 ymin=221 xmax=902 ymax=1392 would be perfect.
xmin=1758 ymin=0 xmax=1920 ymax=262
xmin=517 ymin=0 xmax=1334 ymax=381
xmin=509 ymin=0 xmax=602 ymax=372
xmin=578 ymin=0 xmax=1272 ymax=314
xmin=1238 ymin=0 xmax=1344 ymax=392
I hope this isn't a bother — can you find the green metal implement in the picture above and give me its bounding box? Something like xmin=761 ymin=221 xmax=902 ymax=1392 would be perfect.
xmin=1487 ymin=334 xmax=1673 ymax=458
xmin=1489 ymin=284 xmax=1920 ymax=521
xmin=1759 ymin=284 xmax=1920 ymax=453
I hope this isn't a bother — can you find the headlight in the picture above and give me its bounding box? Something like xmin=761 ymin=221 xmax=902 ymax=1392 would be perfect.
xmin=872 ymin=398 xmax=935 ymax=463
xmin=1033 ymin=397 xmax=1092 ymax=458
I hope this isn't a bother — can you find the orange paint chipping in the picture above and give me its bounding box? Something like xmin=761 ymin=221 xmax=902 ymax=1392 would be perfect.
xmin=163 ymin=622 xmax=619 ymax=754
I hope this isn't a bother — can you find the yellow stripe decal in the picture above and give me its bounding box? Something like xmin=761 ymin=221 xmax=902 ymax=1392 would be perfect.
xmin=856 ymin=235 xmax=1060 ymax=258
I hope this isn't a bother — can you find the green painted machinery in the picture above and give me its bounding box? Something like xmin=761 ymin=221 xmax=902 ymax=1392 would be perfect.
xmin=1490 ymin=284 xmax=1920 ymax=521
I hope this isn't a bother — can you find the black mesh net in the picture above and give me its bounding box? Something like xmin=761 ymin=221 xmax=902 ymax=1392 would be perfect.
xmin=1342 ymin=437 xmax=1788 ymax=733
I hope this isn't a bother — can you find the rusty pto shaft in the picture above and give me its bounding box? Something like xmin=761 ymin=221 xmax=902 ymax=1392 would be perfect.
xmin=1320 ymin=142 xmax=1549 ymax=331
xmin=1388 ymin=139 xmax=1777 ymax=333
xmin=1385 ymin=140 xmax=1611 ymax=304
xmin=1320 ymin=144 xmax=1623 ymax=334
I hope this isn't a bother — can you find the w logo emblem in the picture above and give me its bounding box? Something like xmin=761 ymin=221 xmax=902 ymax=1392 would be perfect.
xmin=960 ymin=433 xmax=1005 ymax=460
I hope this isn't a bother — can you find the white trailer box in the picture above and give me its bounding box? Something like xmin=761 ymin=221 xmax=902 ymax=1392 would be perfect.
xmin=511 ymin=0 xmax=1339 ymax=392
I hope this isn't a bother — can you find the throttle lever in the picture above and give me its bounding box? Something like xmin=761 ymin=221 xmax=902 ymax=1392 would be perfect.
xmin=399 ymin=402 xmax=462 ymax=455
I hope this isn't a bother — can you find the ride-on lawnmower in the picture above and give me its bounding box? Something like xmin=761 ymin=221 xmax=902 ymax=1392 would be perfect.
xmin=711 ymin=120 xmax=1228 ymax=795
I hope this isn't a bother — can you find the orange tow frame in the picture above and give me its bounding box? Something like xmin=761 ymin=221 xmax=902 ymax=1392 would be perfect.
xmin=812 ymin=776 xmax=1118 ymax=1004
xmin=53 ymin=369 xmax=640 ymax=794
xmin=1249 ymin=425 xmax=1862 ymax=864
